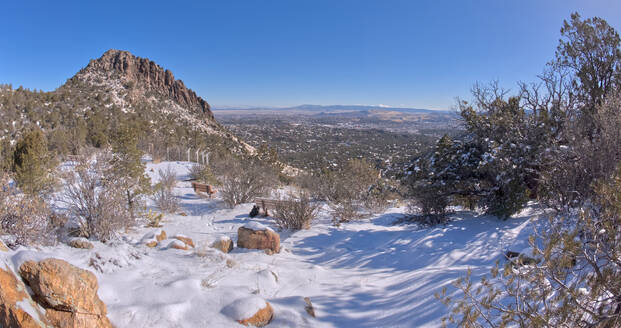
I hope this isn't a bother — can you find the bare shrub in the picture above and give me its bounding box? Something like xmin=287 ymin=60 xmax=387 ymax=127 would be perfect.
xmin=331 ymin=201 xmax=359 ymax=226
xmin=317 ymin=159 xmax=387 ymax=225
xmin=212 ymin=155 xmax=277 ymax=208
xmin=153 ymin=166 xmax=179 ymax=213
xmin=0 ymin=172 xmax=54 ymax=246
xmin=62 ymin=151 xmax=132 ymax=241
xmin=293 ymin=173 xmax=324 ymax=200
xmin=273 ymin=192 xmax=319 ymax=230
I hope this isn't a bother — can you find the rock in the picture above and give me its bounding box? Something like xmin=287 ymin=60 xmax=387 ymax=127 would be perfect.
xmin=211 ymin=236 xmax=233 ymax=253
xmin=155 ymin=229 xmax=167 ymax=242
xmin=87 ymin=49 xmax=214 ymax=120
xmin=0 ymin=263 xmax=51 ymax=327
xmin=168 ymin=240 xmax=189 ymax=250
xmin=45 ymin=308 xmax=111 ymax=328
xmin=68 ymin=238 xmax=94 ymax=249
xmin=145 ymin=240 xmax=158 ymax=248
xmin=222 ymin=297 xmax=273 ymax=327
xmin=304 ymin=297 xmax=316 ymax=318
xmin=18 ymin=258 xmax=112 ymax=328
xmin=237 ymin=223 xmax=280 ymax=254
xmin=0 ymin=240 xmax=8 ymax=252
xmin=174 ymin=235 xmax=195 ymax=248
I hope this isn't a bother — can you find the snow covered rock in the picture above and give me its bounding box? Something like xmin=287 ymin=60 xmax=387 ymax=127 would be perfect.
xmin=222 ymin=296 xmax=274 ymax=327
xmin=67 ymin=238 xmax=94 ymax=250
xmin=0 ymin=261 xmax=51 ymax=327
xmin=237 ymin=223 xmax=280 ymax=254
xmin=211 ymin=236 xmax=233 ymax=253
xmin=173 ymin=235 xmax=195 ymax=248
xmin=18 ymin=258 xmax=112 ymax=328
xmin=141 ymin=229 xmax=167 ymax=248
xmin=167 ymin=239 xmax=190 ymax=250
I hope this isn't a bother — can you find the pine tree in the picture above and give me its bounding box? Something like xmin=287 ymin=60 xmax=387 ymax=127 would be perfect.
xmin=109 ymin=123 xmax=151 ymax=219
xmin=13 ymin=127 xmax=56 ymax=195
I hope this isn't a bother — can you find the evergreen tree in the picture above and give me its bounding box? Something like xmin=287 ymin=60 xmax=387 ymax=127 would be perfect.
xmin=109 ymin=123 xmax=151 ymax=219
xmin=13 ymin=127 xmax=56 ymax=195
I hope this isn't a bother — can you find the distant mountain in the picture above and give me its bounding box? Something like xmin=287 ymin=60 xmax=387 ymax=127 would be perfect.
xmin=290 ymin=104 xmax=450 ymax=114
xmin=213 ymin=104 xmax=451 ymax=114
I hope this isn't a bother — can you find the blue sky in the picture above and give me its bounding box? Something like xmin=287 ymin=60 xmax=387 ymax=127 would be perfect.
xmin=1 ymin=1 xmax=620 ymax=110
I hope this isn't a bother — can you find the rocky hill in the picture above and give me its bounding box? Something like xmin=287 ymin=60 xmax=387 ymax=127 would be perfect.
xmin=70 ymin=49 xmax=214 ymax=123
xmin=0 ymin=49 xmax=252 ymax=159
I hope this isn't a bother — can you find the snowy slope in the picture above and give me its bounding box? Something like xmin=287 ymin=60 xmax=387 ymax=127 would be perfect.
xmin=0 ymin=161 xmax=542 ymax=327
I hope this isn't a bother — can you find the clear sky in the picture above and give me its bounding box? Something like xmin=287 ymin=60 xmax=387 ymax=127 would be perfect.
xmin=1 ymin=1 xmax=620 ymax=110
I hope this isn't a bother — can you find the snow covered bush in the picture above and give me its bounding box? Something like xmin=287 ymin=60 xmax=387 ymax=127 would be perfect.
xmin=439 ymin=13 xmax=621 ymax=326
xmin=0 ymin=172 xmax=55 ymax=246
xmin=62 ymin=152 xmax=132 ymax=241
xmin=273 ymin=192 xmax=319 ymax=230
xmin=440 ymin=164 xmax=621 ymax=327
xmin=153 ymin=166 xmax=179 ymax=213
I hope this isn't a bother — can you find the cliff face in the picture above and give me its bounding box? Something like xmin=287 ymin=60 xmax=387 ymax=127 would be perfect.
xmin=75 ymin=49 xmax=214 ymax=121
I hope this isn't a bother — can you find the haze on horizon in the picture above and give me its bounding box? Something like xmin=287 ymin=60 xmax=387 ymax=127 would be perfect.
xmin=1 ymin=0 xmax=620 ymax=110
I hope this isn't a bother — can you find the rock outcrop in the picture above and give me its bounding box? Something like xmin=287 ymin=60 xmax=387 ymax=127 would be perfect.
xmin=81 ymin=49 xmax=213 ymax=121
xmin=0 ymin=263 xmax=51 ymax=328
xmin=237 ymin=223 xmax=280 ymax=254
xmin=0 ymin=240 xmax=8 ymax=252
xmin=19 ymin=258 xmax=113 ymax=328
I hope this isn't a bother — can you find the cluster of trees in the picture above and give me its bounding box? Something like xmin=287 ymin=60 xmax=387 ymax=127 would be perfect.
xmin=0 ymin=121 xmax=153 ymax=245
xmin=416 ymin=14 xmax=621 ymax=326
xmin=406 ymin=13 xmax=621 ymax=223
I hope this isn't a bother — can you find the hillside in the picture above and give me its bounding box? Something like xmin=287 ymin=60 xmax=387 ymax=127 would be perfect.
xmin=0 ymin=160 xmax=540 ymax=327
xmin=0 ymin=49 xmax=252 ymax=160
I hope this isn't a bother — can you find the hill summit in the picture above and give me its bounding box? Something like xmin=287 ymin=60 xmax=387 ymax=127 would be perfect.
xmin=0 ymin=49 xmax=251 ymax=158
xmin=75 ymin=49 xmax=213 ymax=121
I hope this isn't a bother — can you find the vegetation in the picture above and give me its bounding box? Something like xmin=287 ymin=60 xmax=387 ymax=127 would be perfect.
xmin=220 ymin=116 xmax=437 ymax=177
xmin=12 ymin=127 xmax=57 ymax=195
xmin=433 ymin=13 xmax=621 ymax=326
xmin=109 ymin=123 xmax=152 ymax=219
xmin=153 ymin=166 xmax=180 ymax=214
xmin=273 ymin=192 xmax=319 ymax=230
xmin=211 ymin=153 xmax=278 ymax=208
xmin=62 ymin=152 xmax=132 ymax=241
xmin=0 ymin=172 xmax=54 ymax=246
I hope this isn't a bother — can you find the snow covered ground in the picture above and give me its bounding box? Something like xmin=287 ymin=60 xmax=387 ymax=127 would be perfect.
xmin=1 ymin=161 xmax=543 ymax=327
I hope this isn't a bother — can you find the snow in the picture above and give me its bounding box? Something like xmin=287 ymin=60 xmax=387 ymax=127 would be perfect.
xmin=0 ymin=160 xmax=543 ymax=327
xmin=16 ymin=299 xmax=45 ymax=324
xmin=242 ymin=222 xmax=273 ymax=232
xmin=221 ymin=296 xmax=268 ymax=321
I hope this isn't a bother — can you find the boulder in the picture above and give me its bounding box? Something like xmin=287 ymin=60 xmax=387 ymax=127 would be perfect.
xmin=237 ymin=223 xmax=280 ymax=254
xmin=145 ymin=240 xmax=158 ymax=248
xmin=168 ymin=240 xmax=189 ymax=250
xmin=211 ymin=236 xmax=233 ymax=253
xmin=155 ymin=229 xmax=167 ymax=242
xmin=68 ymin=238 xmax=94 ymax=250
xmin=0 ymin=264 xmax=51 ymax=328
xmin=174 ymin=235 xmax=194 ymax=248
xmin=19 ymin=258 xmax=112 ymax=328
xmin=222 ymin=297 xmax=273 ymax=327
